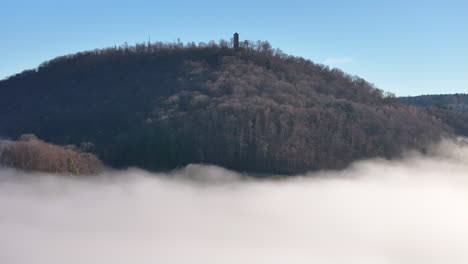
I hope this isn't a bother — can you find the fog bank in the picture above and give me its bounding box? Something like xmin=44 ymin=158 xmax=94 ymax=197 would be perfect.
xmin=1 ymin=139 xmax=468 ymax=264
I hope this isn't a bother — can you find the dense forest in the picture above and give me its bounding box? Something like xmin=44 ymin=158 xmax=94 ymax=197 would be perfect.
xmin=0 ymin=39 xmax=455 ymax=174
xmin=400 ymin=94 xmax=468 ymax=137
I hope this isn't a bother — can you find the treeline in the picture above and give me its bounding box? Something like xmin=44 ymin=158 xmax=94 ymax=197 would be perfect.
xmin=5 ymin=38 xmax=394 ymax=104
xmin=0 ymin=135 xmax=103 ymax=175
xmin=400 ymin=94 xmax=468 ymax=112
xmin=0 ymin=39 xmax=452 ymax=174
xmin=4 ymin=39 xmax=282 ymax=79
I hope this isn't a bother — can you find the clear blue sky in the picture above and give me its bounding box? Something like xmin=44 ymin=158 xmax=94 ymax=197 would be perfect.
xmin=1 ymin=0 xmax=467 ymax=96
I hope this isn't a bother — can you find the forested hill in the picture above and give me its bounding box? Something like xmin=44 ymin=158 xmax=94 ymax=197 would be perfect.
xmin=400 ymin=94 xmax=468 ymax=112
xmin=0 ymin=40 xmax=453 ymax=174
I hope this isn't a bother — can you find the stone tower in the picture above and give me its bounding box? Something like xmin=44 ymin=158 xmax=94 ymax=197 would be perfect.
xmin=233 ymin=32 xmax=239 ymax=49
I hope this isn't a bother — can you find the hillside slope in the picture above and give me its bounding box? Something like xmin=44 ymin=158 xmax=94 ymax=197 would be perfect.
xmin=0 ymin=40 xmax=452 ymax=174
xmin=400 ymin=94 xmax=468 ymax=137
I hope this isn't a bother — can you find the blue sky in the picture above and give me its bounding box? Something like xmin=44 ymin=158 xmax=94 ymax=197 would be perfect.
xmin=1 ymin=0 xmax=467 ymax=96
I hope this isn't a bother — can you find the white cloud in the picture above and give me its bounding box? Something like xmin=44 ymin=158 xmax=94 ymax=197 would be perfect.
xmin=322 ymin=57 xmax=353 ymax=66
xmin=1 ymin=138 xmax=468 ymax=263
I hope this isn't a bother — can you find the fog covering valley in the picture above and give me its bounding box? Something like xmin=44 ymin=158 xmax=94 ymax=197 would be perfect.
xmin=1 ymin=138 xmax=468 ymax=264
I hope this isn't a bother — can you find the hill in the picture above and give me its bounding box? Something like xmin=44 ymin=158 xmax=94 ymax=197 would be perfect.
xmin=400 ymin=94 xmax=468 ymax=112
xmin=0 ymin=39 xmax=453 ymax=174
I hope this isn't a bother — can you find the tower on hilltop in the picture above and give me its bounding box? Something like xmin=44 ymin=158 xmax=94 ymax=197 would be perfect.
xmin=233 ymin=33 xmax=239 ymax=50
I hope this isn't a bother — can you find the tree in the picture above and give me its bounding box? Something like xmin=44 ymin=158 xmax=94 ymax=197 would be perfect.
xmin=67 ymin=157 xmax=80 ymax=175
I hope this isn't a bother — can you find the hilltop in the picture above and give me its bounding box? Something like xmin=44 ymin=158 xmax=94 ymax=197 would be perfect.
xmin=0 ymin=39 xmax=453 ymax=174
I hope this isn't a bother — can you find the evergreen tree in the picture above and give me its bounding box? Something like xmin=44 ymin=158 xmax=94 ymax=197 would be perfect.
xmin=67 ymin=157 xmax=79 ymax=175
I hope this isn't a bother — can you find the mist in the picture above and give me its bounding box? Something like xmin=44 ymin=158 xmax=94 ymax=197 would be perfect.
xmin=1 ymin=139 xmax=468 ymax=264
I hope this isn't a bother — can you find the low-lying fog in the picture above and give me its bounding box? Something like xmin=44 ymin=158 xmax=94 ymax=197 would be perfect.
xmin=1 ymin=139 xmax=468 ymax=264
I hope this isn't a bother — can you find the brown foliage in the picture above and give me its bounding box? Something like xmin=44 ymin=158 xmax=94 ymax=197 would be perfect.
xmin=148 ymin=55 xmax=451 ymax=173
xmin=0 ymin=136 xmax=103 ymax=175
